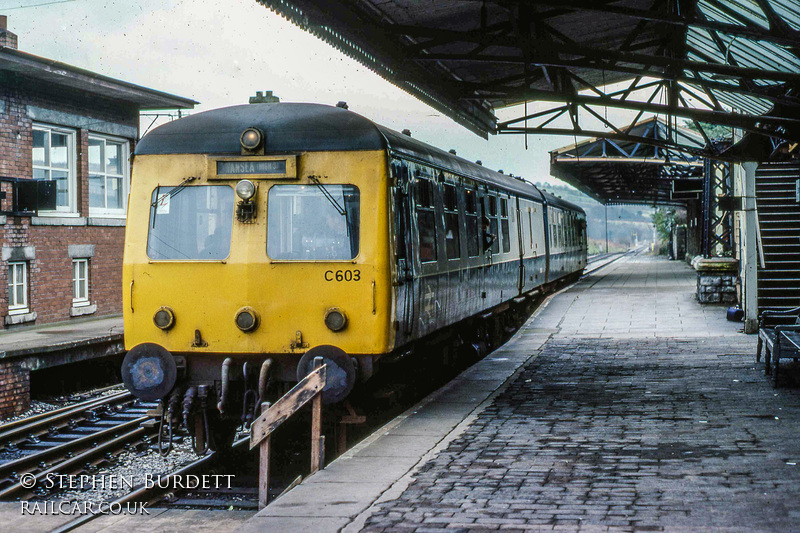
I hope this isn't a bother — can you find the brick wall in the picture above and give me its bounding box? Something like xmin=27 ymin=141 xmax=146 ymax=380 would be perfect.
xmin=0 ymin=360 xmax=30 ymax=418
xmin=0 ymin=73 xmax=137 ymax=329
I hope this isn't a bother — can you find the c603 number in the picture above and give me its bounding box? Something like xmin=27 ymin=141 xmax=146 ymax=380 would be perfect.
xmin=325 ymin=269 xmax=361 ymax=282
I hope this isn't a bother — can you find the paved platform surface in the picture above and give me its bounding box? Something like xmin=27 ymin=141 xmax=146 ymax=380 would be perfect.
xmin=242 ymin=254 xmax=800 ymax=533
xmin=0 ymin=316 xmax=123 ymax=358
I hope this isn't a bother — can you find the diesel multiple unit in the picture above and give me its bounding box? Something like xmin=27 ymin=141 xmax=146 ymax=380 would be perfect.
xmin=120 ymin=103 xmax=587 ymax=451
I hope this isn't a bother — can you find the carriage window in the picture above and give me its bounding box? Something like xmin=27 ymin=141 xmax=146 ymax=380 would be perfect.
xmin=148 ymin=186 xmax=234 ymax=260
xmin=465 ymin=189 xmax=478 ymax=214
xmin=500 ymin=198 xmax=510 ymax=253
xmin=417 ymin=210 xmax=437 ymax=262
xmin=444 ymin=184 xmax=458 ymax=211
xmin=416 ymin=178 xmax=435 ymax=208
xmin=464 ymin=188 xmax=479 ymax=257
xmin=485 ymin=196 xmax=499 ymax=254
xmin=267 ymin=184 xmax=360 ymax=260
xmin=443 ymin=184 xmax=461 ymax=260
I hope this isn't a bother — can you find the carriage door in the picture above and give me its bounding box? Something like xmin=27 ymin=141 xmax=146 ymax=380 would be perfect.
xmin=516 ymin=198 xmax=525 ymax=293
xmin=392 ymin=160 xmax=416 ymax=343
xmin=412 ymin=167 xmax=441 ymax=337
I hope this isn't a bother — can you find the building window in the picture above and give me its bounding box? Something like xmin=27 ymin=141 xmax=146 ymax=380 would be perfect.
xmin=33 ymin=124 xmax=77 ymax=213
xmin=89 ymin=135 xmax=129 ymax=216
xmin=72 ymin=259 xmax=89 ymax=306
xmin=7 ymin=262 xmax=28 ymax=314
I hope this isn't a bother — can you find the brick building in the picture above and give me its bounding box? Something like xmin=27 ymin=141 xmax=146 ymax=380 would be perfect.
xmin=0 ymin=17 xmax=195 ymax=328
xmin=0 ymin=17 xmax=195 ymax=417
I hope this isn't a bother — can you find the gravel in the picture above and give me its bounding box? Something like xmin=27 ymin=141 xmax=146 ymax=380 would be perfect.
xmin=52 ymin=436 xmax=202 ymax=503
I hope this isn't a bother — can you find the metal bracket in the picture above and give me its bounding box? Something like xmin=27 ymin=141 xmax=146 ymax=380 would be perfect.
xmin=290 ymin=330 xmax=309 ymax=350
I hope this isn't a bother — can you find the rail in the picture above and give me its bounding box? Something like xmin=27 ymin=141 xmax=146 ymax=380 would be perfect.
xmin=0 ymin=390 xmax=132 ymax=445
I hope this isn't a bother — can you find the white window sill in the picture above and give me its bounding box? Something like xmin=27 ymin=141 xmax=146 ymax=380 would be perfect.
xmin=70 ymin=304 xmax=96 ymax=317
xmin=88 ymin=217 xmax=126 ymax=227
xmin=35 ymin=211 xmax=80 ymax=217
xmin=32 ymin=216 xmax=87 ymax=226
xmin=5 ymin=311 xmax=36 ymax=326
xmin=8 ymin=307 xmax=30 ymax=316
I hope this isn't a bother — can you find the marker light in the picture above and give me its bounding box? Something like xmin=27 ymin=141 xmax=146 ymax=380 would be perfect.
xmin=153 ymin=307 xmax=175 ymax=330
xmin=236 ymin=180 xmax=256 ymax=200
xmin=240 ymin=128 xmax=263 ymax=150
xmin=235 ymin=307 xmax=259 ymax=333
xmin=324 ymin=308 xmax=348 ymax=332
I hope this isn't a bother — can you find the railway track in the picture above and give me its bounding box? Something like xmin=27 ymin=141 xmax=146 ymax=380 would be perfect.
xmin=583 ymin=247 xmax=643 ymax=277
xmin=49 ymin=436 xmax=249 ymax=533
xmin=0 ymin=390 xmax=158 ymax=499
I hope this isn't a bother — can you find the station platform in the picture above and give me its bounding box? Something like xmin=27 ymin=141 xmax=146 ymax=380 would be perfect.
xmin=5 ymin=254 xmax=800 ymax=532
xmin=239 ymin=254 xmax=797 ymax=533
xmin=0 ymin=315 xmax=123 ymax=367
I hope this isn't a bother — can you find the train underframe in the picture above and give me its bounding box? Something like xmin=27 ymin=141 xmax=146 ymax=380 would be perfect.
xmin=137 ymin=271 xmax=581 ymax=456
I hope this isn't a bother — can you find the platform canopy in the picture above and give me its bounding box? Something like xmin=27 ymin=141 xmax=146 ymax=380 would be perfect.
xmin=255 ymin=0 xmax=800 ymax=161
xmin=550 ymin=117 xmax=706 ymax=205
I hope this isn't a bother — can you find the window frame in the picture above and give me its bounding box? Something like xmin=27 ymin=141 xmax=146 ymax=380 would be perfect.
xmin=88 ymin=133 xmax=130 ymax=218
xmin=442 ymin=181 xmax=462 ymax=260
xmin=32 ymin=123 xmax=78 ymax=215
xmin=72 ymin=258 xmax=90 ymax=307
xmin=415 ymin=176 xmax=438 ymax=264
xmin=7 ymin=261 xmax=29 ymax=315
xmin=266 ymin=183 xmax=361 ymax=262
xmin=147 ymin=185 xmax=236 ymax=262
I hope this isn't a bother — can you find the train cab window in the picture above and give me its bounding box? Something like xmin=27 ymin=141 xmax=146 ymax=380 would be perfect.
xmin=500 ymin=198 xmax=510 ymax=253
xmin=267 ymin=184 xmax=360 ymax=260
xmin=443 ymin=183 xmax=460 ymax=260
xmin=465 ymin=188 xmax=479 ymax=257
xmin=148 ymin=186 xmax=234 ymax=260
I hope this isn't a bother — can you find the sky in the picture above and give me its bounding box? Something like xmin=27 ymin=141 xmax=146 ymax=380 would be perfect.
xmin=6 ymin=0 xmax=660 ymax=187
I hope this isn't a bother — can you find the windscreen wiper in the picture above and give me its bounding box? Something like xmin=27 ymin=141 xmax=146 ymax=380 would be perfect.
xmin=150 ymin=176 xmax=198 ymax=208
xmin=150 ymin=176 xmax=197 ymax=228
xmin=308 ymin=175 xmax=346 ymax=216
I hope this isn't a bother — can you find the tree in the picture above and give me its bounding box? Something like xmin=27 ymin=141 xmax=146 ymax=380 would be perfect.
xmin=651 ymin=208 xmax=677 ymax=242
xmin=682 ymin=120 xmax=732 ymax=142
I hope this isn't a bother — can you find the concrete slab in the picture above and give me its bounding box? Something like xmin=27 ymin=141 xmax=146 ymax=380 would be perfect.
xmin=0 ymin=502 xmax=74 ymax=533
xmin=258 ymin=481 xmax=386 ymax=517
xmin=236 ymin=516 xmax=351 ymax=533
xmin=85 ymin=509 xmax=252 ymax=533
xmin=350 ymin=433 xmax=443 ymax=458
xmin=0 ymin=316 xmax=123 ymax=359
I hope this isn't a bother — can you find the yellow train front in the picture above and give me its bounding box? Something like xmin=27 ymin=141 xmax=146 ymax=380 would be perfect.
xmin=122 ymin=104 xmax=395 ymax=449
xmin=121 ymin=102 xmax=587 ymax=451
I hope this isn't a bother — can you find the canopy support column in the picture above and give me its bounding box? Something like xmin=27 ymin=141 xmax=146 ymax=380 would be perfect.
xmin=740 ymin=161 xmax=759 ymax=333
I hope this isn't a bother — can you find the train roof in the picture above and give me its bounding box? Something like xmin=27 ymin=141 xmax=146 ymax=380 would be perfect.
xmin=135 ymin=103 xmax=584 ymax=214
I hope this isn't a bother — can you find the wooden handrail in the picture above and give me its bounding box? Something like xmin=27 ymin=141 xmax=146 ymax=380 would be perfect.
xmin=249 ymin=357 xmax=327 ymax=509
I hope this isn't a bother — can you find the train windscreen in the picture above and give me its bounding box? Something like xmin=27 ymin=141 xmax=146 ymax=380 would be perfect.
xmin=267 ymin=184 xmax=360 ymax=261
xmin=147 ymin=185 xmax=234 ymax=260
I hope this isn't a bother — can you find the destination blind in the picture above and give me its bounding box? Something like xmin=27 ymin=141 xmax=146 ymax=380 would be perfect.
xmin=217 ymin=160 xmax=286 ymax=175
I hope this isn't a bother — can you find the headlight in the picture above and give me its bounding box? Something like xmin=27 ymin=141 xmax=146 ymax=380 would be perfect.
xmin=236 ymin=180 xmax=256 ymax=200
xmin=240 ymin=127 xmax=263 ymax=150
xmin=235 ymin=307 xmax=259 ymax=333
xmin=153 ymin=307 xmax=175 ymax=330
xmin=324 ymin=308 xmax=348 ymax=332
